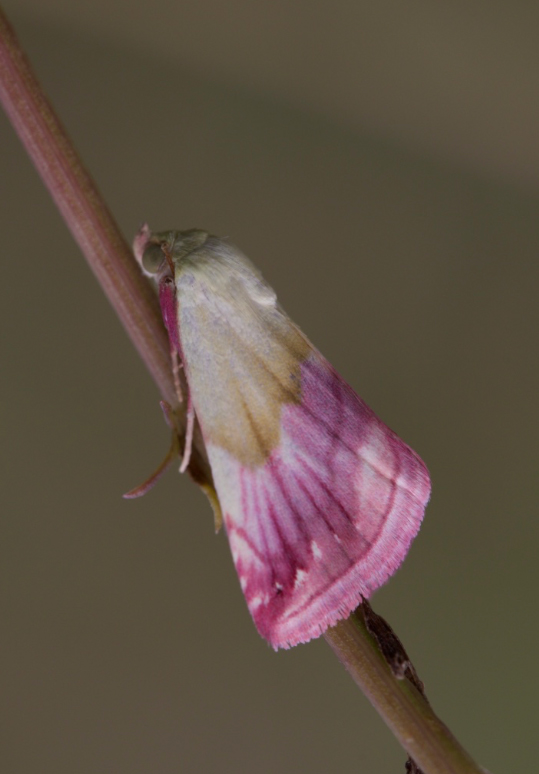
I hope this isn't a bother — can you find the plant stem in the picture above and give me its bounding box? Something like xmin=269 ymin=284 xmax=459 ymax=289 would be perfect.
xmin=0 ymin=8 xmax=484 ymax=773
xmin=325 ymin=610 xmax=484 ymax=774
xmin=0 ymin=11 xmax=170 ymax=404
xmin=0 ymin=6 xmax=212 ymax=488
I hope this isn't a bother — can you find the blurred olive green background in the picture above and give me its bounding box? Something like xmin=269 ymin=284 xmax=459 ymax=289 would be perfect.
xmin=1 ymin=4 xmax=538 ymax=772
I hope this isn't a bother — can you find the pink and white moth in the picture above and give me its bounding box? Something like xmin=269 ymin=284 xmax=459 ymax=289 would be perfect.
xmin=133 ymin=226 xmax=431 ymax=649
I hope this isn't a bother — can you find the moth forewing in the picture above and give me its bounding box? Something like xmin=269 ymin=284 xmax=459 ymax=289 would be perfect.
xmin=134 ymin=227 xmax=430 ymax=648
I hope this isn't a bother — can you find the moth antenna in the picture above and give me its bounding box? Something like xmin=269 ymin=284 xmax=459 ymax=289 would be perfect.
xmin=161 ymin=243 xmax=175 ymax=275
xmin=179 ymin=389 xmax=195 ymax=473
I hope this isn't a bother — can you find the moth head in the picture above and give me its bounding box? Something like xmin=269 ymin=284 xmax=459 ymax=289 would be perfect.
xmin=141 ymin=242 xmax=167 ymax=275
xmin=133 ymin=224 xmax=164 ymax=278
xmin=133 ymin=225 xmax=210 ymax=279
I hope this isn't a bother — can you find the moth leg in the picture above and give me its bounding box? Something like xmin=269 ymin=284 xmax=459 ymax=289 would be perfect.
xmin=179 ymin=388 xmax=195 ymax=473
xmin=170 ymin=339 xmax=184 ymax=404
xmin=123 ymin=430 xmax=180 ymax=498
xmin=159 ymin=400 xmax=176 ymax=429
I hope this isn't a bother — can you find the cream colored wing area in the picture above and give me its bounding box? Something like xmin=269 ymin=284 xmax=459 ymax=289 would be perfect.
xmin=175 ymin=240 xmax=311 ymax=467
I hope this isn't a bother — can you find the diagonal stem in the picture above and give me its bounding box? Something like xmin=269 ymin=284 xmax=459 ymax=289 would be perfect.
xmin=324 ymin=610 xmax=484 ymax=773
xmin=0 ymin=5 xmax=212 ymax=488
xmin=0 ymin=8 xmax=485 ymax=773
xmin=0 ymin=11 xmax=171 ymax=405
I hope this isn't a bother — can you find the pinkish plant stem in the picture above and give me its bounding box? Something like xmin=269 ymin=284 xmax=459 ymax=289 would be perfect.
xmin=0 ymin=8 xmax=484 ymax=774
xmin=325 ymin=612 xmax=483 ymax=774
xmin=0 ymin=11 xmax=172 ymax=405
xmin=0 ymin=6 xmax=211 ymax=487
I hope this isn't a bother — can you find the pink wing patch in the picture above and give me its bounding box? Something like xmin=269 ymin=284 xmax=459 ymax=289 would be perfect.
xmin=207 ymin=354 xmax=430 ymax=649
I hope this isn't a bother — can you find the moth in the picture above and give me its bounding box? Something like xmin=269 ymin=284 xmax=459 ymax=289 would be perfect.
xmin=132 ymin=226 xmax=431 ymax=649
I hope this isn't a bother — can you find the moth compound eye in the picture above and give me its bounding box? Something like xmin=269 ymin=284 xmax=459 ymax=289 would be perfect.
xmin=142 ymin=242 xmax=165 ymax=274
